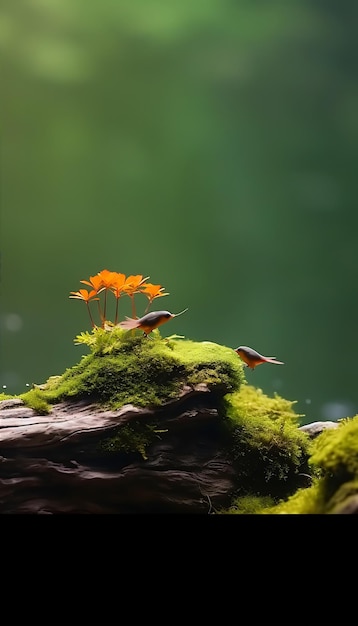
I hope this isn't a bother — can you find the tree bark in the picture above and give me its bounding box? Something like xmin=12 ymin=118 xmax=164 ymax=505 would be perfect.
xmin=0 ymin=385 xmax=236 ymax=513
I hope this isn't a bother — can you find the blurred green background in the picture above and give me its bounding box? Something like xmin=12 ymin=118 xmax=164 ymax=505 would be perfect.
xmin=1 ymin=0 xmax=358 ymax=425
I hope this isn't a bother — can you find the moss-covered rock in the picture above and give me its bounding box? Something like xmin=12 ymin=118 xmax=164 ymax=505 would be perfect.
xmin=8 ymin=326 xmax=357 ymax=513
xmin=261 ymin=479 xmax=325 ymax=514
xmin=19 ymin=327 xmax=244 ymax=411
xmin=309 ymin=415 xmax=358 ymax=480
xmin=219 ymin=385 xmax=312 ymax=510
xmin=261 ymin=414 xmax=358 ymax=514
xmin=14 ymin=328 xmax=316 ymax=510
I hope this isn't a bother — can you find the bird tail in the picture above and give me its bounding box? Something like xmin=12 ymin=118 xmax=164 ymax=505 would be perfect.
xmin=119 ymin=317 xmax=140 ymax=330
xmin=265 ymin=357 xmax=284 ymax=365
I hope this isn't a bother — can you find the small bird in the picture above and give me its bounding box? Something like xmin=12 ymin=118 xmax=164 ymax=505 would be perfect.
xmin=119 ymin=308 xmax=188 ymax=336
xmin=235 ymin=345 xmax=284 ymax=370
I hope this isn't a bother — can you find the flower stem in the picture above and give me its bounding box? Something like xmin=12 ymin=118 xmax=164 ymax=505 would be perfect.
xmin=86 ymin=303 xmax=96 ymax=328
xmin=103 ymin=289 xmax=108 ymax=325
xmin=131 ymin=294 xmax=136 ymax=318
xmin=97 ymin=300 xmax=104 ymax=327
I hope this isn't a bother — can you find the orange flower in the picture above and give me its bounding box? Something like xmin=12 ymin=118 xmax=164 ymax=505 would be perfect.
xmin=97 ymin=269 xmax=118 ymax=287
xmin=80 ymin=274 xmax=104 ymax=293
xmin=140 ymin=283 xmax=169 ymax=313
xmin=69 ymin=289 xmax=99 ymax=303
xmin=122 ymin=274 xmax=150 ymax=318
xmin=122 ymin=274 xmax=150 ymax=295
xmin=69 ymin=270 xmax=169 ymax=330
xmin=111 ymin=272 xmax=127 ymax=297
xmin=110 ymin=272 xmax=127 ymax=324
xmin=96 ymin=269 xmax=119 ymax=324
xmin=69 ymin=289 xmax=99 ymax=327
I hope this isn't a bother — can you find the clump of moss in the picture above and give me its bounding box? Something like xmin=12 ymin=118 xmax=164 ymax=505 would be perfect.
xmin=224 ymin=494 xmax=275 ymax=514
xmin=99 ymin=422 xmax=164 ymax=460
xmin=308 ymin=415 xmax=358 ymax=508
xmin=325 ymin=479 xmax=358 ymax=514
xmin=19 ymin=328 xmax=244 ymax=412
xmin=310 ymin=415 xmax=358 ymax=480
xmin=170 ymin=339 xmax=244 ymax=394
xmin=227 ymin=384 xmax=304 ymax=424
xmin=20 ymin=388 xmax=51 ymax=415
xmin=261 ymin=416 xmax=358 ymax=514
xmin=223 ymin=385 xmax=312 ymax=500
xmin=262 ymin=479 xmax=324 ymax=514
xmin=0 ymin=393 xmax=13 ymax=401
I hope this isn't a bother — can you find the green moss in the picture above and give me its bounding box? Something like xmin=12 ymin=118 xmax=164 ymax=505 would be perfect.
xmin=19 ymin=327 xmax=244 ymax=412
xmin=169 ymin=338 xmax=244 ymax=394
xmin=325 ymin=480 xmax=358 ymax=514
xmin=223 ymin=385 xmax=312 ymax=498
xmin=20 ymin=388 xmax=51 ymax=415
xmin=99 ymin=422 xmax=164 ymax=460
xmin=310 ymin=415 xmax=358 ymax=480
xmin=227 ymin=384 xmax=304 ymax=425
xmin=223 ymin=494 xmax=275 ymax=514
xmin=297 ymin=415 xmax=358 ymax=507
xmin=0 ymin=393 xmax=13 ymax=401
xmin=260 ymin=417 xmax=358 ymax=513
xmin=262 ymin=479 xmax=325 ymax=514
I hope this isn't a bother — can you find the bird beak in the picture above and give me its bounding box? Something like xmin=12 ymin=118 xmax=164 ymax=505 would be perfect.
xmin=173 ymin=308 xmax=188 ymax=317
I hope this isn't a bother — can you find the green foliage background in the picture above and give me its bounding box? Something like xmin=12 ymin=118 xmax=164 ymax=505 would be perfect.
xmin=2 ymin=0 xmax=358 ymax=424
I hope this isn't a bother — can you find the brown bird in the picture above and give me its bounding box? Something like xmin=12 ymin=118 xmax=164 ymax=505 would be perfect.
xmin=235 ymin=345 xmax=284 ymax=370
xmin=119 ymin=308 xmax=188 ymax=336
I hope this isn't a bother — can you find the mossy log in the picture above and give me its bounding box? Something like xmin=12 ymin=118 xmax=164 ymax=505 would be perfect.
xmin=3 ymin=329 xmax=344 ymax=514
xmin=0 ymin=385 xmax=236 ymax=513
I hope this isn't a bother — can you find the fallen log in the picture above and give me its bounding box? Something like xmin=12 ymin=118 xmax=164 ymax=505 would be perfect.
xmin=0 ymin=385 xmax=236 ymax=513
